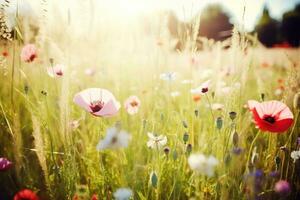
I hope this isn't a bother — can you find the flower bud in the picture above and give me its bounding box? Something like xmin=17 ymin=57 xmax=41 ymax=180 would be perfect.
xmin=216 ymin=117 xmax=223 ymax=130
xmin=224 ymin=153 xmax=231 ymax=166
xmin=275 ymin=156 xmax=281 ymax=170
xmin=182 ymin=120 xmax=188 ymax=128
xmin=194 ymin=109 xmax=199 ymax=117
xmin=232 ymin=131 xmax=239 ymax=147
xmin=164 ymin=147 xmax=170 ymax=156
xmin=150 ymin=171 xmax=158 ymax=188
xmin=186 ymin=144 xmax=192 ymax=154
xmin=173 ymin=150 xmax=178 ymax=160
xmin=183 ymin=132 xmax=189 ymax=144
xmin=261 ymin=93 xmax=265 ymax=101
xmin=293 ymin=92 xmax=300 ymax=110
xmin=274 ymin=180 xmax=290 ymax=195
xmin=142 ymin=119 xmax=147 ymax=129
xmin=229 ymin=111 xmax=237 ymax=120
xmin=0 ymin=157 xmax=12 ymax=171
xmin=24 ymin=85 xmax=29 ymax=94
xmin=160 ymin=113 xmax=164 ymax=121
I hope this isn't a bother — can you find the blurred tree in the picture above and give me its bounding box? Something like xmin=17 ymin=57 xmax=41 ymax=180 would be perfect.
xmin=197 ymin=4 xmax=233 ymax=41
xmin=255 ymin=7 xmax=280 ymax=47
xmin=281 ymin=4 xmax=300 ymax=47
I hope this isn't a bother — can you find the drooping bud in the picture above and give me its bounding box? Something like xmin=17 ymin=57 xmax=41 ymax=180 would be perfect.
xmin=293 ymin=92 xmax=300 ymax=110
xmin=183 ymin=132 xmax=189 ymax=144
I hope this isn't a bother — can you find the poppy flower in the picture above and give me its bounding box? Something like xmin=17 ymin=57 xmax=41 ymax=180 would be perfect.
xmin=124 ymin=95 xmax=141 ymax=115
xmin=20 ymin=44 xmax=37 ymax=63
xmin=14 ymin=189 xmax=39 ymax=200
xmin=193 ymin=95 xmax=201 ymax=102
xmin=0 ymin=157 xmax=12 ymax=171
xmin=47 ymin=64 xmax=64 ymax=77
xmin=96 ymin=126 xmax=131 ymax=150
xmin=74 ymin=88 xmax=120 ymax=117
xmin=191 ymin=80 xmax=211 ymax=94
xmin=2 ymin=51 xmax=8 ymax=57
xmin=247 ymin=100 xmax=294 ymax=133
xmin=91 ymin=194 xmax=98 ymax=200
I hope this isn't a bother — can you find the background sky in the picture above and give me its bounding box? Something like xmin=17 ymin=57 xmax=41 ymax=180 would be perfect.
xmin=91 ymin=0 xmax=300 ymax=31
xmin=2 ymin=0 xmax=300 ymax=31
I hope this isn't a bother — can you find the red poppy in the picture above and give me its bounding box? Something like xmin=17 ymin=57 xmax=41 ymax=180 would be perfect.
xmin=91 ymin=194 xmax=98 ymax=200
xmin=14 ymin=189 xmax=39 ymax=200
xmin=2 ymin=51 xmax=8 ymax=57
xmin=247 ymin=100 xmax=294 ymax=133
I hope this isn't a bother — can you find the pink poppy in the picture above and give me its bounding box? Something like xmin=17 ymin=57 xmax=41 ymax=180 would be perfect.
xmin=73 ymin=88 xmax=120 ymax=117
xmin=0 ymin=157 xmax=12 ymax=171
xmin=20 ymin=44 xmax=37 ymax=62
xmin=247 ymin=100 xmax=294 ymax=133
xmin=124 ymin=96 xmax=141 ymax=115
xmin=191 ymin=80 xmax=211 ymax=94
xmin=47 ymin=64 xmax=64 ymax=77
xmin=85 ymin=68 xmax=96 ymax=76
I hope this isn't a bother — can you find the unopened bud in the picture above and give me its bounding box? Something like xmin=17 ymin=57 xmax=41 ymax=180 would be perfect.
xmin=183 ymin=132 xmax=189 ymax=144
xmin=216 ymin=117 xmax=223 ymax=130
xmin=229 ymin=111 xmax=237 ymax=120
xmin=232 ymin=131 xmax=239 ymax=147
xmin=150 ymin=171 xmax=158 ymax=188
xmin=186 ymin=144 xmax=192 ymax=154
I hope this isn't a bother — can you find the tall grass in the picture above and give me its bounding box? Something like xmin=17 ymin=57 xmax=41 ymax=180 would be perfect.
xmin=0 ymin=0 xmax=300 ymax=199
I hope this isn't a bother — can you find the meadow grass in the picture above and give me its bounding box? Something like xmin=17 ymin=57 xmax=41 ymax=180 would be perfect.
xmin=0 ymin=2 xmax=300 ymax=200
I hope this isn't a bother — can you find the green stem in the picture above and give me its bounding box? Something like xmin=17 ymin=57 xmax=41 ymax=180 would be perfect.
xmin=246 ymin=131 xmax=261 ymax=170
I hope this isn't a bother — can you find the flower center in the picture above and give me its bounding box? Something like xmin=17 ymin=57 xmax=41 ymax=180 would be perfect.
xmin=111 ymin=136 xmax=118 ymax=144
xmin=201 ymin=88 xmax=208 ymax=93
xmin=130 ymin=101 xmax=138 ymax=107
xmin=56 ymin=70 xmax=63 ymax=76
xmin=29 ymin=54 xmax=36 ymax=62
xmin=264 ymin=116 xmax=276 ymax=124
xmin=90 ymin=101 xmax=104 ymax=113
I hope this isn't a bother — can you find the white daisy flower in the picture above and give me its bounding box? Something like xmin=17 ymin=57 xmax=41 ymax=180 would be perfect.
xmin=160 ymin=72 xmax=176 ymax=81
xmin=211 ymin=103 xmax=224 ymax=111
xmin=291 ymin=150 xmax=300 ymax=163
xmin=96 ymin=127 xmax=131 ymax=150
xmin=188 ymin=153 xmax=218 ymax=177
xmin=113 ymin=188 xmax=133 ymax=200
xmin=191 ymin=80 xmax=211 ymax=95
xmin=170 ymin=91 xmax=180 ymax=97
xmin=147 ymin=132 xmax=167 ymax=149
xmin=181 ymin=79 xmax=193 ymax=84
